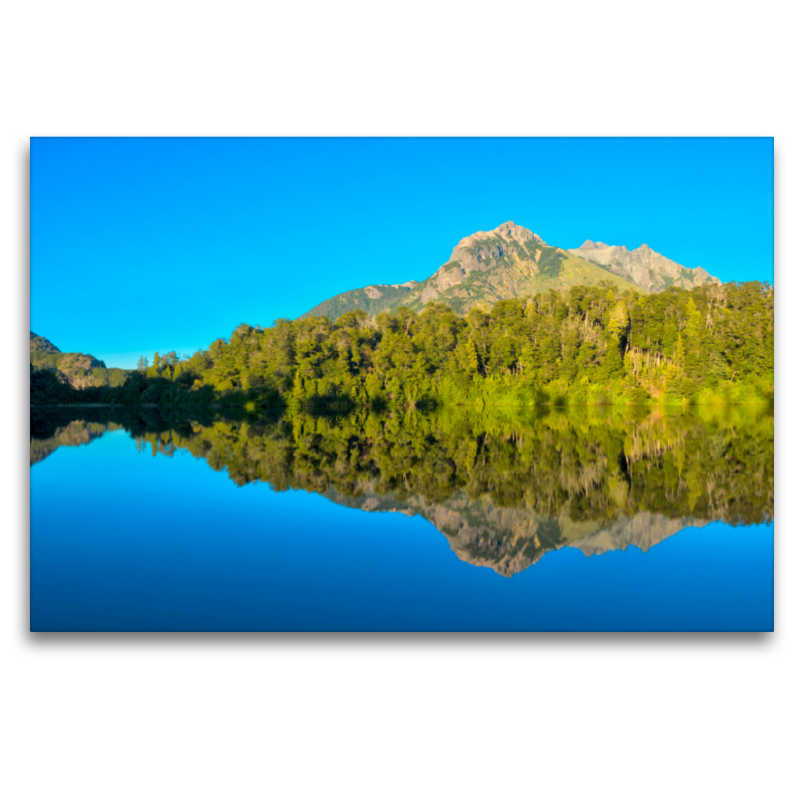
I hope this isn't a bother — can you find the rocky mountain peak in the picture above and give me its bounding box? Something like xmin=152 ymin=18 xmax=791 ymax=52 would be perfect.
xmin=577 ymin=240 xmax=613 ymax=251
xmin=502 ymin=221 xmax=546 ymax=246
xmin=494 ymin=220 xmax=541 ymax=241
xmin=460 ymin=221 xmax=545 ymax=249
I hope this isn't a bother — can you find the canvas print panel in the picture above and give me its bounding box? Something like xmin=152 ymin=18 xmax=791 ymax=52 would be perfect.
xmin=30 ymin=137 xmax=774 ymax=631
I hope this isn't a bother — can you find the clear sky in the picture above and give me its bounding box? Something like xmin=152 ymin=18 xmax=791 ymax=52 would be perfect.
xmin=31 ymin=137 xmax=773 ymax=369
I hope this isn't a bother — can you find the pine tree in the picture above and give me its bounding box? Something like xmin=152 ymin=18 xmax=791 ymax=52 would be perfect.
xmin=674 ymin=333 xmax=686 ymax=369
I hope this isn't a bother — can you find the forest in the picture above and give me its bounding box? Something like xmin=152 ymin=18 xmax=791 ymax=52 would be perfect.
xmin=30 ymin=281 xmax=774 ymax=410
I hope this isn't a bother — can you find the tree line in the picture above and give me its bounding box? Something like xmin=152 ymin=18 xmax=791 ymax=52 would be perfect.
xmin=31 ymin=281 xmax=774 ymax=409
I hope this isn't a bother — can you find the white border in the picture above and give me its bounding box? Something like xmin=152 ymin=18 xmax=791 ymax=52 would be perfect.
xmin=3 ymin=3 xmax=794 ymax=799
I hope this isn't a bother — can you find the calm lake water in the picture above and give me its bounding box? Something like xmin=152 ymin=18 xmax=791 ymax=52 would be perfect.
xmin=30 ymin=405 xmax=774 ymax=631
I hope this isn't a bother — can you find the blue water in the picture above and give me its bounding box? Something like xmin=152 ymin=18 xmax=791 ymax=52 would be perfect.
xmin=30 ymin=428 xmax=774 ymax=631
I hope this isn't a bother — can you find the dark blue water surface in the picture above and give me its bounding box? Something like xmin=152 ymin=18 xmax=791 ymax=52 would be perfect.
xmin=30 ymin=410 xmax=774 ymax=631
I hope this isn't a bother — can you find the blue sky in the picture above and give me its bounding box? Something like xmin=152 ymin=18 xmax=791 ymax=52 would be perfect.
xmin=31 ymin=137 xmax=773 ymax=369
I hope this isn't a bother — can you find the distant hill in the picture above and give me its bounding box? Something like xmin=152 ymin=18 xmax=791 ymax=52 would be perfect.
xmin=30 ymin=332 xmax=61 ymax=354
xmin=29 ymin=332 xmax=129 ymax=390
xmin=298 ymin=221 xmax=722 ymax=321
xmin=568 ymin=240 xmax=721 ymax=293
xmin=30 ymin=419 xmax=123 ymax=465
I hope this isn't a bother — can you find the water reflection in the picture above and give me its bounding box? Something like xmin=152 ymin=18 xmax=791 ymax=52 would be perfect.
xmin=31 ymin=405 xmax=773 ymax=577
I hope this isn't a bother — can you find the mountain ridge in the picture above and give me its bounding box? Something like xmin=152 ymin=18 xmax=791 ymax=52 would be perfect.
xmin=299 ymin=221 xmax=721 ymax=321
xmin=568 ymin=239 xmax=721 ymax=294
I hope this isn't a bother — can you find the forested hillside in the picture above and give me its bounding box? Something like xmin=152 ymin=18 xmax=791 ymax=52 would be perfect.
xmin=32 ymin=281 xmax=773 ymax=409
xmin=30 ymin=332 xmax=129 ymax=392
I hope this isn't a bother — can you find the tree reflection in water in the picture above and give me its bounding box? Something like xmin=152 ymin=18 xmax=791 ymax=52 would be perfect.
xmin=31 ymin=404 xmax=773 ymax=576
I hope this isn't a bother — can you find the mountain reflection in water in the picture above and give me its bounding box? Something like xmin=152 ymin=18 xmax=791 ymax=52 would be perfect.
xmin=30 ymin=405 xmax=773 ymax=577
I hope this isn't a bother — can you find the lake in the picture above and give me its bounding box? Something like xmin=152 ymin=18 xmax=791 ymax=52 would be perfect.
xmin=30 ymin=405 xmax=774 ymax=631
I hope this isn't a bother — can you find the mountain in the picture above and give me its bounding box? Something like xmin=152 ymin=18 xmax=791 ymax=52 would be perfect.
xmin=299 ymin=221 xmax=645 ymax=320
xmin=30 ymin=332 xmax=129 ymax=390
xmin=568 ymin=240 xmax=721 ymax=293
xmin=299 ymin=221 xmax=722 ymax=321
xmin=322 ymin=482 xmax=707 ymax=577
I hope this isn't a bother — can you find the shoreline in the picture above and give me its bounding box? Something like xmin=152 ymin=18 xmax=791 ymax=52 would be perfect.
xmin=30 ymin=400 xmax=774 ymax=411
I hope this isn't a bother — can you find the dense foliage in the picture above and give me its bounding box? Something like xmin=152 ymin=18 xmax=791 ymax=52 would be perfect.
xmin=31 ymin=282 xmax=773 ymax=409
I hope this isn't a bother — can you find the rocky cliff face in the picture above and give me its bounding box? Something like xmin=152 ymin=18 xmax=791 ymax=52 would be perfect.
xmin=418 ymin=221 xmax=547 ymax=304
xmin=300 ymin=221 xmax=647 ymax=321
xmin=568 ymin=240 xmax=721 ymax=293
xmin=54 ymin=353 xmax=109 ymax=389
